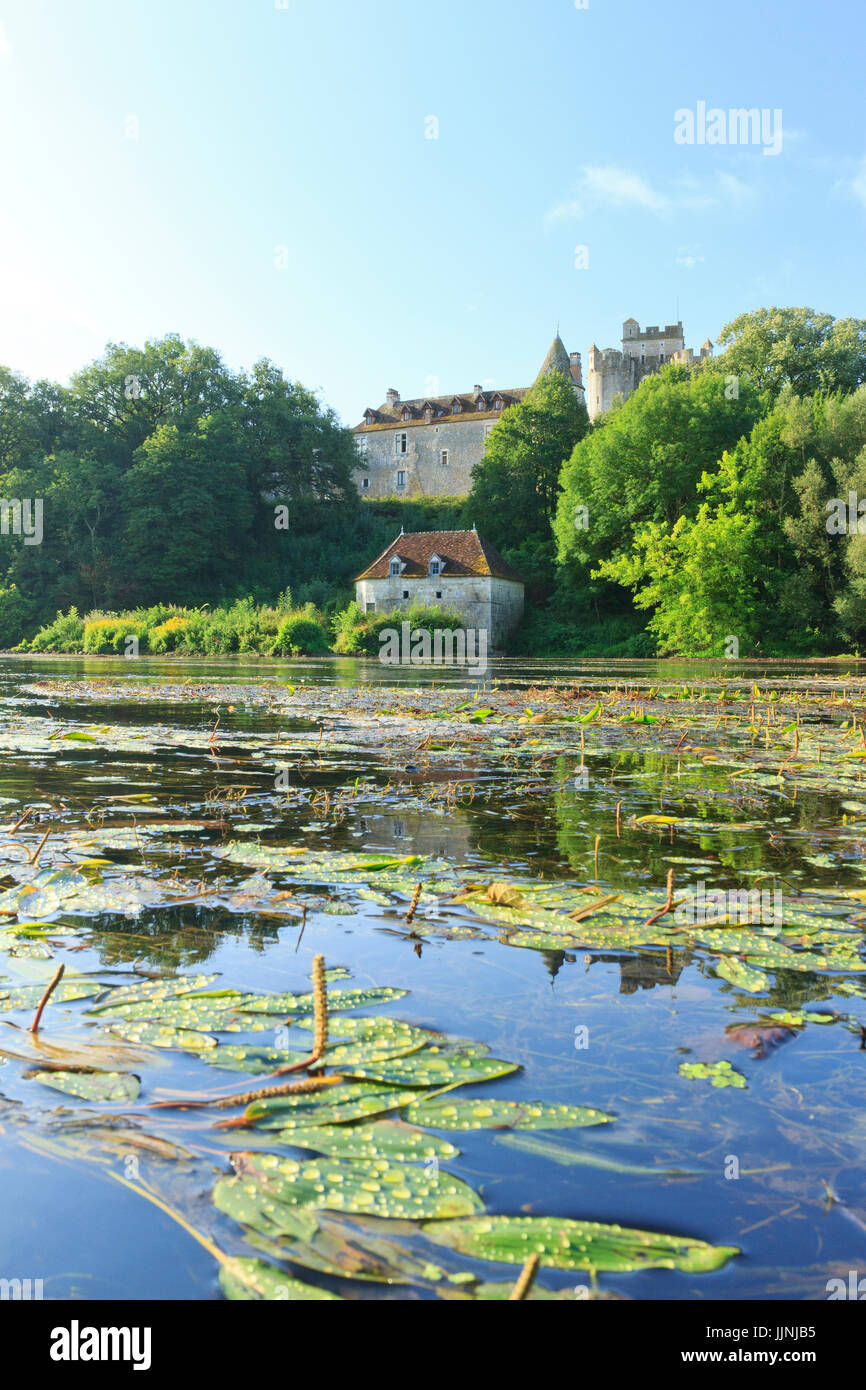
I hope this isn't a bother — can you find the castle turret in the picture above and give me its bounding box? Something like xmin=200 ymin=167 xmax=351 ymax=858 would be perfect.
xmin=535 ymin=334 xmax=573 ymax=382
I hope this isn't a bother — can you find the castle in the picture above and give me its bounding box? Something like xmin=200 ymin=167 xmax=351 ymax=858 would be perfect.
xmin=352 ymin=319 xmax=712 ymax=498
xmin=586 ymin=319 xmax=713 ymax=419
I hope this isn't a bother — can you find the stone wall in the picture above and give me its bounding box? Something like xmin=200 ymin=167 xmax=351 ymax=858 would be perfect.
xmin=587 ymin=349 xmax=637 ymax=419
xmin=352 ymin=416 xmax=497 ymax=498
xmin=354 ymin=574 xmax=524 ymax=649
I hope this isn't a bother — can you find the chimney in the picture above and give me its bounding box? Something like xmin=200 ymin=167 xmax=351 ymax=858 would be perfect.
xmin=473 ymin=384 xmax=483 ymax=399
xmin=386 ymin=388 xmax=400 ymax=408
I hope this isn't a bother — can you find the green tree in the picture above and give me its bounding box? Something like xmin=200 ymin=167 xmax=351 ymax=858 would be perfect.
xmin=467 ymin=370 xmax=589 ymax=553
xmin=554 ymin=366 xmax=762 ymax=574
xmin=711 ymin=307 xmax=866 ymax=397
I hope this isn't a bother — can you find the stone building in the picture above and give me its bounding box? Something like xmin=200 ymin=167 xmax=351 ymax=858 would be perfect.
xmin=354 ymin=528 xmax=524 ymax=648
xmin=586 ymin=319 xmax=712 ymax=419
xmin=352 ymin=336 xmax=585 ymax=499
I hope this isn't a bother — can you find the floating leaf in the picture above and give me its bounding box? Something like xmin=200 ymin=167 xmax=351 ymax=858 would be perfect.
xmin=218 ymin=1257 xmax=339 ymax=1301
xmin=341 ymin=1046 xmax=519 ymax=1089
xmin=679 ymin=1060 xmax=746 ymax=1089
xmin=1 ymin=980 xmax=102 ymax=1011
xmin=277 ymin=1120 xmax=459 ymax=1161
xmin=29 ymin=1069 xmax=141 ymax=1102
xmin=713 ymin=958 xmax=770 ymax=994
xmin=423 ymin=1214 xmax=739 ymax=1272
xmin=106 ymin=1020 xmax=218 ymax=1051
xmin=88 ymin=974 xmax=220 ymax=1012
xmin=403 ymin=1097 xmax=613 ymax=1131
xmin=221 ymin=1149 xmax=482 ymax=1220
xmin=239 ymin=986 xmax=409 ymax=1017
xmin=245 ymin=1084 xmax=422 ymax=1130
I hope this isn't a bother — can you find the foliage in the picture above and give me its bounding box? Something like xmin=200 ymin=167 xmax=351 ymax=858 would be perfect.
xmin=710 ymin=306 xmax=866 ymax=397
xmin=467 ymin=370 xmax=589 ymax=550
xmin=332 ymin=601 xmax=466 ymax=657
xmin=25 ymin=599 xmax=333 ymax=657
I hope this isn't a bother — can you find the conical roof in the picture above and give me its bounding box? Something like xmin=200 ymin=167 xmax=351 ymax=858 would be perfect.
xmin=535 ymin=335 xmax=572 ymax=382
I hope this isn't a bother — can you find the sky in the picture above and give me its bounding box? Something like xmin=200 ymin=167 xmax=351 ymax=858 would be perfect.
xmin=0 ymin=0 xmax=864 ymax=425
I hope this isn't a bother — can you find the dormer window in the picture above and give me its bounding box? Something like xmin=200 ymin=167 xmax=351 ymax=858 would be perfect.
xmin=390 ymin=558 xmax=401 ymax=576
xmin=402 ymin=408 xmax=411 ymax=421
xmin=476 ymin=398 xmax=485 ymax=410
xmin=429 ymin=556 xmax=442 ymax=577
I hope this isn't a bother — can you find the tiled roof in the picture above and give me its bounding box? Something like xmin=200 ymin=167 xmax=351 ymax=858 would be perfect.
xmin=355 ymin=388 xmax=528 ymax=431
xmin=355 ymin=530 xmax=522 ymax=584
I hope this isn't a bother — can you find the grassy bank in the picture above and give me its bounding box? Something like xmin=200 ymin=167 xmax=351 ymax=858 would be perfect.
xmin=19 ymin=598 xmax=470 ymax=658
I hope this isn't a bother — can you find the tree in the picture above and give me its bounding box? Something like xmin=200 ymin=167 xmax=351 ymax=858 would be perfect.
xmin=467 ymin=371 xmax=589 ymax=553
xmin=119 ymin=420 xmax=253 ymax=604
xmin=554 ymin=366 xmax=762 ymax=575
xmin=711 ymin=307 xmax=866 ymax=398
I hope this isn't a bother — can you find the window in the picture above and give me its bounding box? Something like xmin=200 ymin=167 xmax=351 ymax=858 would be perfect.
xmin=361 ymin=477 xmax=370 ymax=489
xmin=429 ymin=559 xmax=441 ymax=577
xmin=396 ymin=471 xmax=406 ymax=488
xmin=402 ymin=408 xmax=411 ymax=421
xmin=484 ymin=422 xmax=494 ymax=438
xmin=390 ymin=558 xmax=401 ymax=576
xmin=435 ymin=590 xmax=442 ymax=599
xmin=396 ymin=432 xmax=408 ymax=455
xmin=659 ymin=352 xmax=665 ymax=363
xmin=365 ymin=601 xmax=376 ymax=613
xmin=402 ymin=590 xmax=409 ymax=599
xmin=440 ymin=449 xmax=448 ymax=467
xmin=476 ymin=398 xmax=484 ymax=411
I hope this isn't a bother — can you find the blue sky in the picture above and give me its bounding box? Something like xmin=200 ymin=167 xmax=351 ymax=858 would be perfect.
xmin=0 ymin=0 xmax=863 ymax=424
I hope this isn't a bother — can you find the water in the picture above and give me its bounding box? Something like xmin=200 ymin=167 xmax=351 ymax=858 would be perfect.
xmin=1 ymin=655 xmax=864 ymax=1301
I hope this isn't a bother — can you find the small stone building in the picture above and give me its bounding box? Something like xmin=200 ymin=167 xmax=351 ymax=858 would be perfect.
xmin=354 ymin=528 xmax=524 ymax=648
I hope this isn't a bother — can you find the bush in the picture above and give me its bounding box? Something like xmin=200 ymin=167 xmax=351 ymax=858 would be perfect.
xmin=273 ymin=613 xmax=331 ymax=655
xmin=149 ymin=615 xmax=193 ymax=653
xmin=26 ymin=605 xmax=85 ymax=653
xmin=83 ymin=615 xmax=150 ymax=655
xmin=332 ymin=601 xmax=465 ymax=657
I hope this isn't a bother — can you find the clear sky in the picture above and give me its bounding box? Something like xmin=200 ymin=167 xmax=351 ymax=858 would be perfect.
xmin=0 ymin=0 xmax=863 ymax=424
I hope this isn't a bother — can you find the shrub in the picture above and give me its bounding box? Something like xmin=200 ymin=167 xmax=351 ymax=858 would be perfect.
xmin=83 ymin=615 xmax=149 ymax=655
xmin=27 ymin=606 xmax=85 ymax=653
xmin=272 ymin=613 xmax=331 ymax=655
xmin=149 ymin=616 xmax=193 ymax=653
xmin=332 ymin=601 xmax=465 ymax=657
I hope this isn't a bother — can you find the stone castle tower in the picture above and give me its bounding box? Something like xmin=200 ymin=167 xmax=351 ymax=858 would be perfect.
xmin=586 ymin=319 xmax=713 ymax=420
